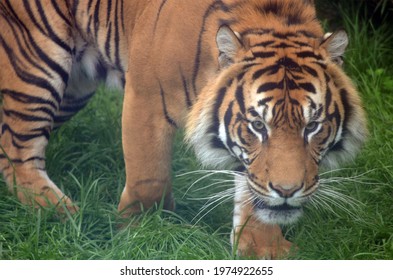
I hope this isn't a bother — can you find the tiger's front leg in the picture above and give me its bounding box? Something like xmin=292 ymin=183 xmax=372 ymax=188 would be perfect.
xmin=118 ymin=83 xmax=176 ymax=217
xmin=232 ymin=176 xmax=292 ymax=259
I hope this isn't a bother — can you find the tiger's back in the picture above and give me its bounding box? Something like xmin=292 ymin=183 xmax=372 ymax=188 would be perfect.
xmin=0 ymin=0 xmax=367 ymax=258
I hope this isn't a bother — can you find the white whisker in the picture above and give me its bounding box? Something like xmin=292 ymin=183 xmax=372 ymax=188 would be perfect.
xmin=187 ymin=185 xmax=235 ymax=201
xmin=191 ymin=192 xmax=235 ymax=224
xmin=180 ymin=169 xmax=244 ymax=198
xmin=177 ymin=169 xmax=245 ymax=177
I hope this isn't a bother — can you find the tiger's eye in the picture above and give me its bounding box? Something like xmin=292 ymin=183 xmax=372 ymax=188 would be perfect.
xmin=252 ymin=120 xmax=265 ymax=131
xmin=305 ymin=121 xmax=318 ymax=132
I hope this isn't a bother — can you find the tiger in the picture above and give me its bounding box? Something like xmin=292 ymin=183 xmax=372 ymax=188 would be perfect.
xmin=0 ymin=0 xmax=367 ymax=258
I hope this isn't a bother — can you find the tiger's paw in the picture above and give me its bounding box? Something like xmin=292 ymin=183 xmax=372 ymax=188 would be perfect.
xmin=118 ymin=187 xmax=175 ymax=218
xmin=233 ymin=223 xmax=293 ymax=259
xmin=14 ymin=183 xmax=79 ymax=215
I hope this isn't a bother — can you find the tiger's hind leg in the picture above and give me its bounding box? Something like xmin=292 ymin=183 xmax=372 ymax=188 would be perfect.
xmin=231 ymin=176 xmax=293 ymax=259
xmin=0 ymin=18 xmax=79 ymax=213
xmin=0 ymin=87 xmax=79 ymax=213
xmin=0 ymin=53 xmax=102 ymax=214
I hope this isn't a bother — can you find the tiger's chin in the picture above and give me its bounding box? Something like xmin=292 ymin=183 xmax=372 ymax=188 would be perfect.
xmin=252 ymin=199 xmax=304 ymax=225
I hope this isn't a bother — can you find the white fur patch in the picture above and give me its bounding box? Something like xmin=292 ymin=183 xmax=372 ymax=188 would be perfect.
xmin=81 ymin=46 xmax=101 ymax=80
xmin=187 ymin=100 xmax=237 ymax=169
xmin=106 ymin=69 xmax=123 ymax=90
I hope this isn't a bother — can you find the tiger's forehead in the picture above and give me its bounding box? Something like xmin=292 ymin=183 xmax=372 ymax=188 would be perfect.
xmin=245 ymin=29 xmax=321 ymax=49
xmin=240 ymin=54 xmax=325 ymax=126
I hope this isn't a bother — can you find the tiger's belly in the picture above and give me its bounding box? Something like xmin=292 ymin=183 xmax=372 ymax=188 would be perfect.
xmin=54 ymin=34 xmax=125 ymax=127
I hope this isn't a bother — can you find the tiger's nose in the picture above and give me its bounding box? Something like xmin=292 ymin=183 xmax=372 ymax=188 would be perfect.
xmin=269 ymin=182 xmax=303 ymax=198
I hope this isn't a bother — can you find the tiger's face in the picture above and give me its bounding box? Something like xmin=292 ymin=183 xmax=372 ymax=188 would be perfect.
xmin=186 ymin=26 xmax=367 ymax=225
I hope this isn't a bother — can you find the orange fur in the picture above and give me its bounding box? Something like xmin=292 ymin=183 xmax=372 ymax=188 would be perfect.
xmin=0 ymin=0 xmax=367 ymax=258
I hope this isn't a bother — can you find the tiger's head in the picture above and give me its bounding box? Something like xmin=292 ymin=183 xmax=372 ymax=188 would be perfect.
xmin=186 ymin=26 xmax=368 ymax=225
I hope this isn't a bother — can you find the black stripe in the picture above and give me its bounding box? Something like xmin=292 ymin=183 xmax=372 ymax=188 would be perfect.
xmin=35 ymin=0 xmax=72 ymax=53
xmin=154 ymin=0 xmax=169 ymax=34
xmin=303 ymin=65 xmax=318 ymax=77
xmin=306 ymin=96 xmax=317 ymax=110
xmin=0 ymin=155 xmax=45 ymax=164
xmin=252 ymin=64 xmax=279 ymax=80
xmin=105 ymin=22 xmax=112 ymax=59
xmin=87 ymin=16 xmax=92 ymax=35
xmin=224 ymin=101 xmax=235 ymax=148
xmin=272 ymin=32 xmax=297 ymax=39
xmin=23 ymin=0 xmax=46 ymax=34
xmin=251 ymin=40 xmax=275 ymax=48
xmin=180 ymin=69 xmax=192 ymax=108
xmin=2 ymin=123 xmax=50 ymax=142
xmin=258 ymin=96 xmax=273 ymax=106
xmin=278 ymin=57 xmax=301 ymax=70
xmin=235 ymin=86 xmax=245 ymax=114
xmin=0 ymin=38 xmax=62 ymax=104
xmin=114 ymin=0 xmax=122 ymax=70
xmin=292 ymin=40 xmax=311 ymax=47
xmin=210 ymin=87 xmax=227 ymax=134
xmin=296 ymin=51 xmax=322 ymax=60
xmin=2 ymin=3 xmax=41 ymax=62
xmin=272 ymin=42 xmax=296 ymax=49
xmin=286 ymin=77 xmax=299 ymax=90
xmin=237 ymin=71 xmax=246 ymax=81
xmin=211 ymin=136 xmax=226 ymax=149
xmin=106 ymin=0 xmax=113 ymax=26
xmin=2 ymin=3 xmax=69 ymax=85
xmin=3 ymin=109 xmax=51 ymax=122
xmin=120 ymin=0 xmax=125 ymax=32
xmin=1 ymin=89 xmax=57 ymax=110
xmin=325 ymin=85 xmax=332 ymax=109
xmin=28 ymin=107 xmax=56 ymax=120
xmin=338 ymin=88 xmax=351 ymax=138
xmin=248 ymin=108 xmax=259 ymax=118
xmin=257 ymin=81 xmax=283 ymax=93
xmin=251 ymin=51 xmax=276 ymax=59
xmin=159 ymin=82 xmax=178 ymax=128
xmin=299 ymin=82 xmax=316 ymax=94
xmin=0 ymin=18 xmax=53 ymax=79
xmin=313 ymin=61 xmax=327 ymax=70
xmin=93 ymin=0 xmax=101 ymax=38
xmin=236 ymin=63 xmax=257 ymax=81
xmin=51 ymin=0 xmax=72 ymax=26
xmin=329 ymin=139 xmax=344 ymax=152
xmin=87 ymin=0 xmax=94 ymax=10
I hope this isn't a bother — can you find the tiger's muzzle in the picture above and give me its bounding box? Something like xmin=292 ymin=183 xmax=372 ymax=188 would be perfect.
xmin=247 ymin=176 xmax=319 ymax=225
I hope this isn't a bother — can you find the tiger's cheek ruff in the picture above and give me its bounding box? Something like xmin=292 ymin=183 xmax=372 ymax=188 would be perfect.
xmin=186 ymin=66 xmax=249 ymax=170
xmin=319 ymin=74 xmax=368 ymax=169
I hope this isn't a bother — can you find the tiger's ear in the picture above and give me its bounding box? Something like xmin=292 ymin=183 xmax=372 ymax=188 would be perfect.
xmin=216 ymin=25 xmax=242 ymax=68
xmin=320 ymin=30 xmax=348 ymax=66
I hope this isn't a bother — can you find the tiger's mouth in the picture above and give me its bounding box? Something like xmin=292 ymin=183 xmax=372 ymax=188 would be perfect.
xmin=252 ymin=197 xmax=304 ymax=225
xmin=253 ymin=199 xmax=302 ymax=212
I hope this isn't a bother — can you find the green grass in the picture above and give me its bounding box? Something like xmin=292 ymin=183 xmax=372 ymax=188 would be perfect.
xmin=1 ymin=3 xmax=393 ymax=260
